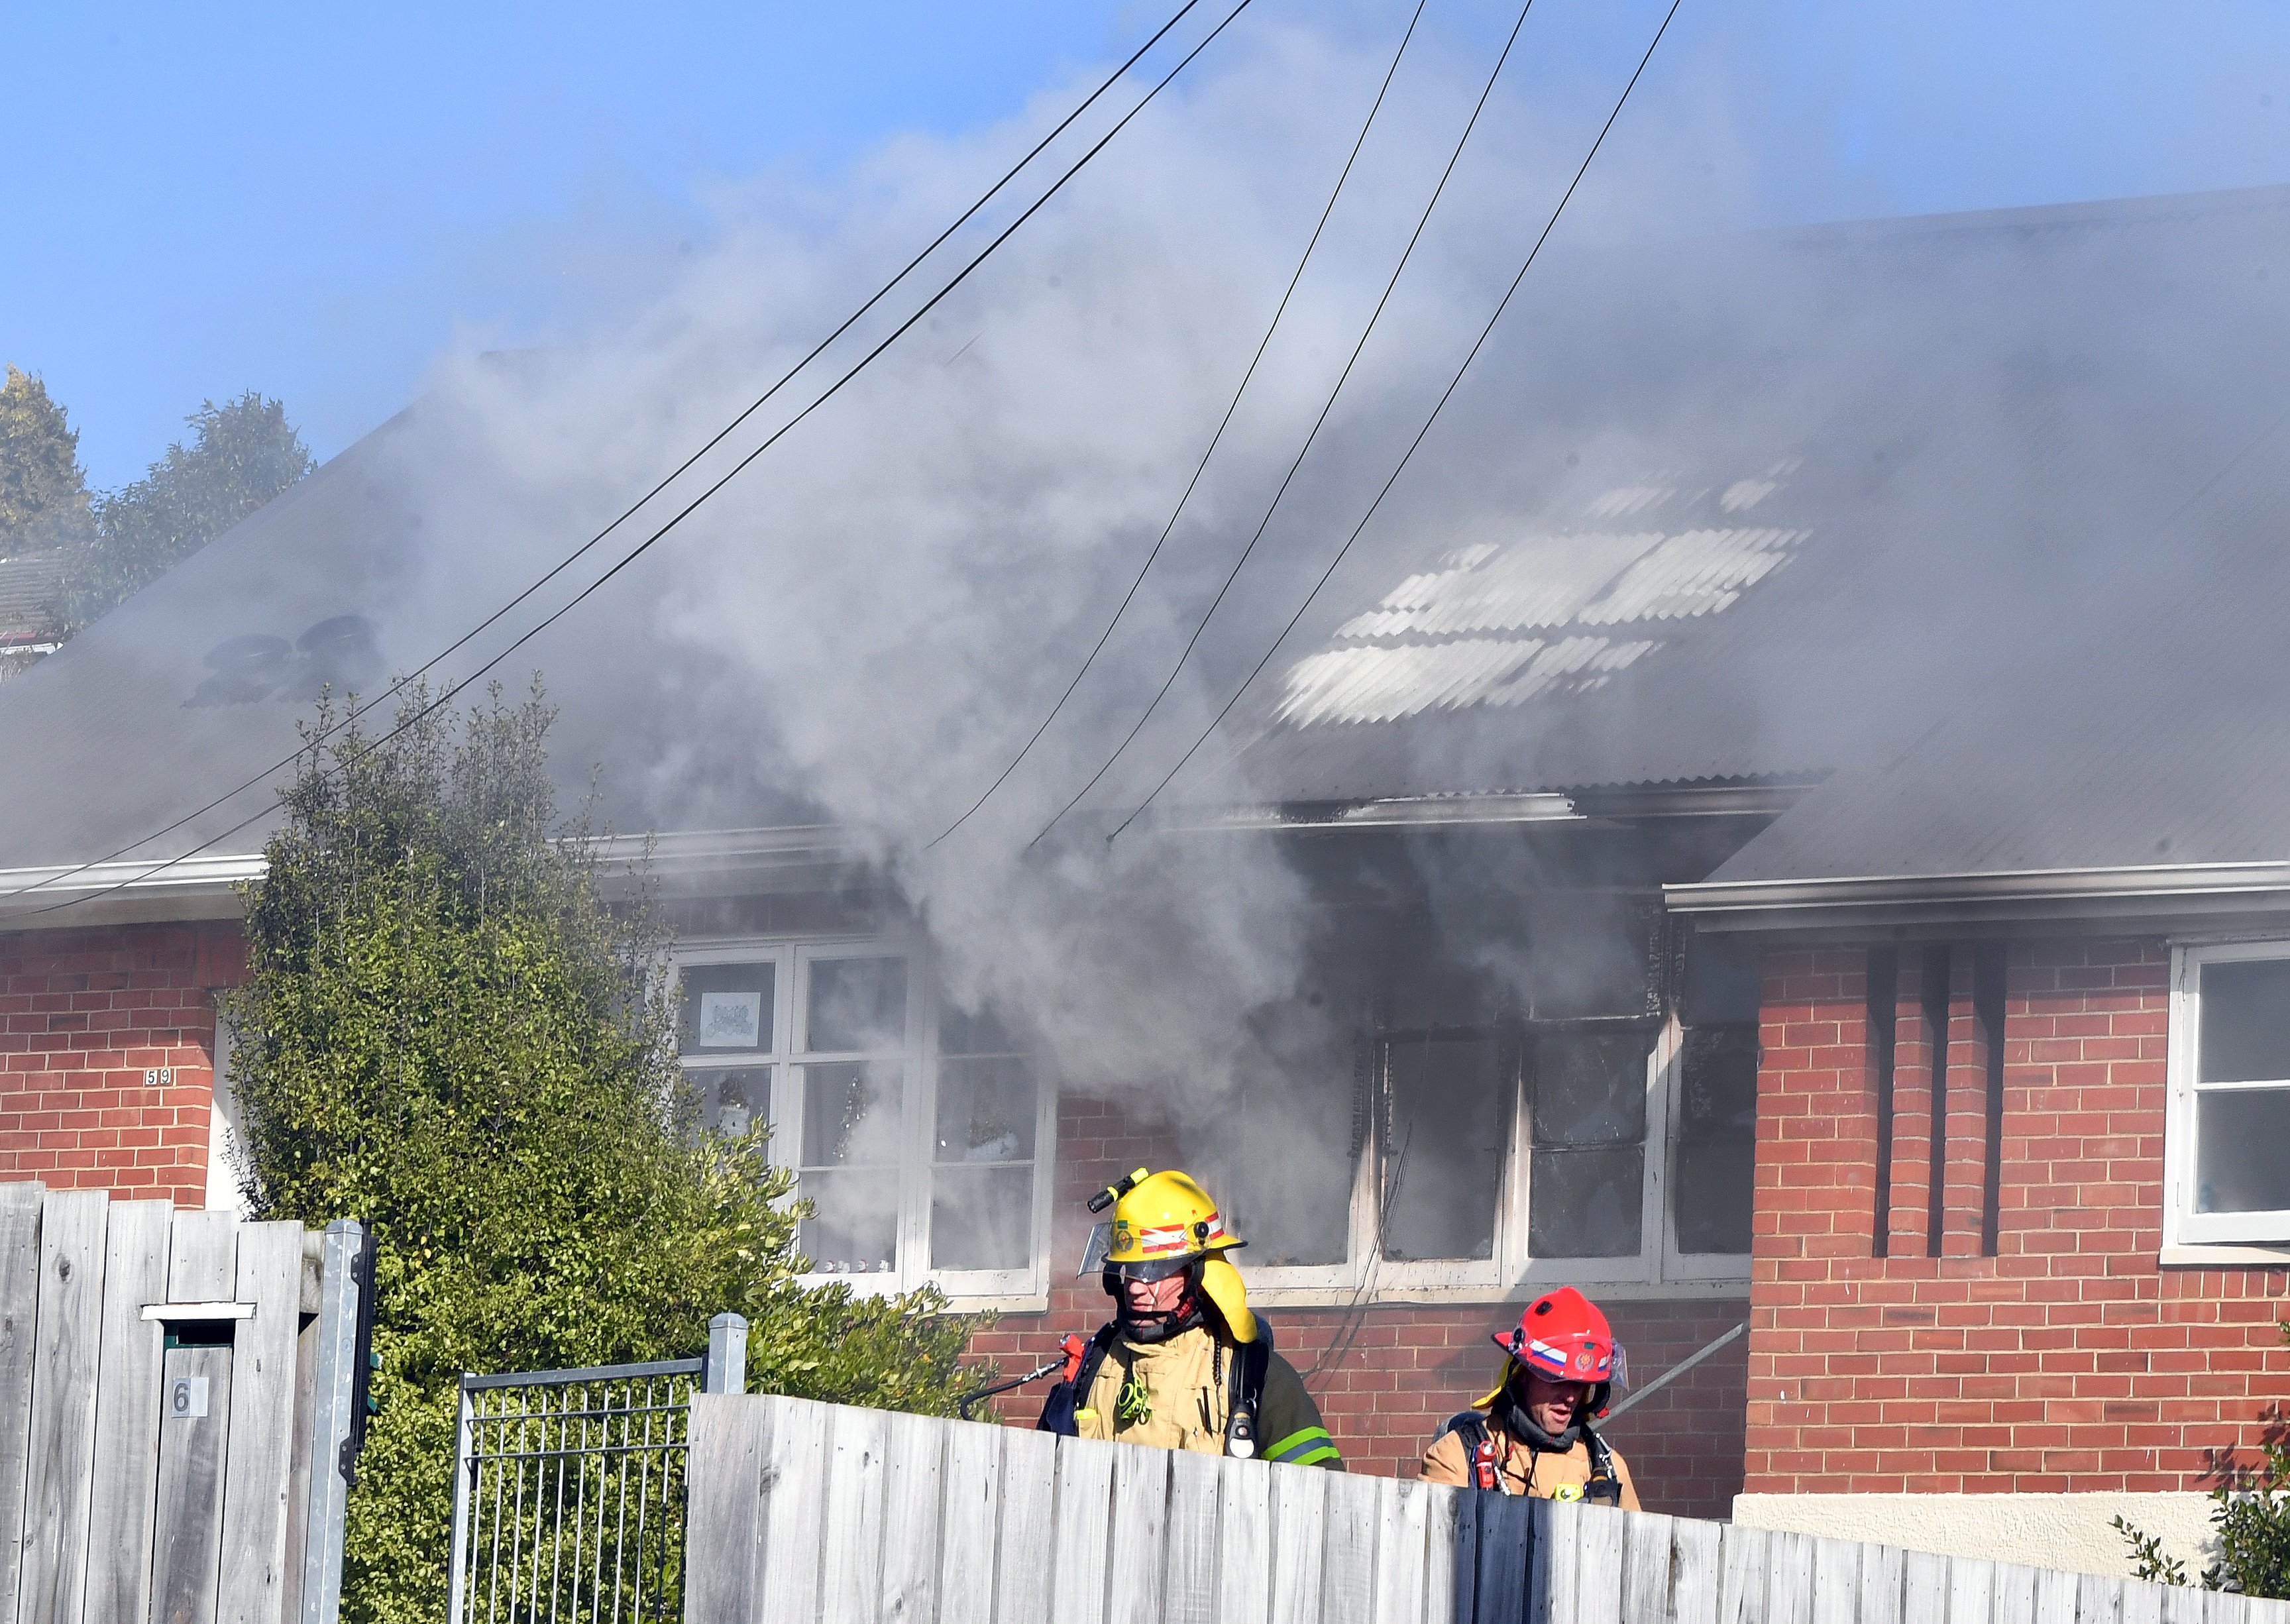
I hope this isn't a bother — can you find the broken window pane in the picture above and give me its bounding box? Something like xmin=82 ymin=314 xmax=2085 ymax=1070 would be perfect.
xmin=1382 ymin=1034 xmax=1509 ymax=1262
xmin=800 ymin=1061 xmax=906 ymax=1168
xmin=2195 ymin=1087 xmax=2290 ymax=1212
xmin=679 ymin=962 xmax=776 ymax=1054
xmin=930 ymin=1165 xmax=1034 ymax=1271
xmin=2200 ymin=959 xmax=2290 ymax=1083
xmin=688 ymin=1065 xmax=771 ymax=1138
xmin=934 ymin=1057 xmax=1036 ymax=1164
xmin=1671 ymin=1024 xmax=1757 ymax=1254
xmin=800 ymin=1170 xmax=900 ymax=1275
xmin=1529 ymin=1030 xmax=1649 ymax=1146
xmin=1529 ymin=1147 xmax=1645 ymax=1257
xmin=806 ymin=957 xmax=907 ymax=1053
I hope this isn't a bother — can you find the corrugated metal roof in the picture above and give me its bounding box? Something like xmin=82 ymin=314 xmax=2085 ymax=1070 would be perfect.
xmin=5 ymin=182 xmax=2290 ymax=877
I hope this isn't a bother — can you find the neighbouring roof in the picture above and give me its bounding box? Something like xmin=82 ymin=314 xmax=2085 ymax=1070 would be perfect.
xmin=0 ymin=553 xmax=63 ymax=648
xmin=4 ymin=182 xmax=2290 ymax=908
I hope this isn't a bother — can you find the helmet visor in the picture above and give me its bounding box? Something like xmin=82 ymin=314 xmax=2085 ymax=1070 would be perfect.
xmin=1105 ymin=1254 xmax=1195 ymax=1284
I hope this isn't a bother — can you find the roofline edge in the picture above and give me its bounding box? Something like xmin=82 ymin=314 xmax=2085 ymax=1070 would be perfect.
xmin=1666 ymin=861 xmax=2290 ymax=937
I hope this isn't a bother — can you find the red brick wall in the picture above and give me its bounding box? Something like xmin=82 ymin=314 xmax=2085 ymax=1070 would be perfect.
xmin=971 ymin=1094 xmax=1751 ymax=1521
xmin=1749 ymin=939 xmax=2290 ymax=1495
xmin=0 ymin=922 xmax=243 ymax=1207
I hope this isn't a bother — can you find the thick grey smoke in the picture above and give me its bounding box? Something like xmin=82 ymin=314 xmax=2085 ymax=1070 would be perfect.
xmin=352 ymin=0 xmax=2290 ymax=1138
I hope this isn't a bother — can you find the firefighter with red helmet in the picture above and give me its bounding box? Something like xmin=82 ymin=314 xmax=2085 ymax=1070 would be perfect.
xmin=1037 ymin=1169 xmax=1340 ymax=1470
xmin=1419 ymin=1286 xmax=1640 ymax=1507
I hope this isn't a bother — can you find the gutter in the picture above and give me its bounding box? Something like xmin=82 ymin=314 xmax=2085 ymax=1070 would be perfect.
xmin=1159 ymin=781 xmax=1811 ymax=834
xmin=1667 ymin=860 xmax=2290 ymax=937
xmin=0 ymin=826 xmax=879 ymax=934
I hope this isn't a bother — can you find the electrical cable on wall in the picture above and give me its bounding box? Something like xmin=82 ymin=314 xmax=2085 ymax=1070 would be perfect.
xmin=1026 ymin=0 xmax=1544 ymax=851
xmin=1102 ymin=0 xmax=1687 ymax=845
xmin=925 ymin=0 xmax=1431 ymax=851
xmin=3 ymin=0 xmax=1258 ymax=918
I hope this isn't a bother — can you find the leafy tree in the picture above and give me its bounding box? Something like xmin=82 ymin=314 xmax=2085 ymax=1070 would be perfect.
xmin=2117 ymin=1322 xmax=2290 ymax=1599
xmin=223 ymin=680 xmax=984 ymax=1624
xmin=62 ymin=390 xmax=313 ymax=627
xmin=0 ymin=363 xmax=93 ymax=550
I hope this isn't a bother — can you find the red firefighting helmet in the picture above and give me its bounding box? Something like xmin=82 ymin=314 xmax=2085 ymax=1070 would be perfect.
xmin=1492 ymin=1287 xmax=1625 ymax=1413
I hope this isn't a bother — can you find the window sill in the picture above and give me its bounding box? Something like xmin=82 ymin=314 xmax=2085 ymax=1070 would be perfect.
xmin=1246 ymin=1275 xmax=1748 ymax=1309
xmin=2158 ymin=1242 xmax=2290 ymax=1268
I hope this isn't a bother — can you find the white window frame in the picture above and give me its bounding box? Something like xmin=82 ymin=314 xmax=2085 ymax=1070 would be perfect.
xmin=673 ymin=934 xmax=1057 ymax=1309
xmin=2165 ymin=940 xmax=2290 ymax=1250
xmin=1241 ymin=1006 xmax=1749 ymax=1308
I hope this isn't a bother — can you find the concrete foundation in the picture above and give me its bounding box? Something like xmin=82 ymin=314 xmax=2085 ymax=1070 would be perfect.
xmin=1731 ymin=1491 xmax=2218 ymax=1581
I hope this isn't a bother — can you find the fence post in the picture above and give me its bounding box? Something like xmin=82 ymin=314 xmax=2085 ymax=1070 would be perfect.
xmin=298 ymin=1219 xmax=368 ymax=1624
xmin=705 ymin=1312 xmax=749 ymax=1395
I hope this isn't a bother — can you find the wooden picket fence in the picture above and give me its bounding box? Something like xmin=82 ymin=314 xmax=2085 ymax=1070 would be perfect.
xmin=0 ymin=1181 xmax=367 ymax=1624
xmin=684 ymin=1392 xmax=2290 ymax=1624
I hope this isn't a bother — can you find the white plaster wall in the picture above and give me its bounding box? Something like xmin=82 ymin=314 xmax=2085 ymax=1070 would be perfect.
xmin=1733 ymin=1492 xmax=2216 ymax=1580
xmin=205 ymin=1010 xmax=251 ymax=1217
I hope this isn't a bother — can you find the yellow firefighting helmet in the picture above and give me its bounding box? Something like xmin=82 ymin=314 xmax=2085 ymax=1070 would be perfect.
xmin=1103 ymin=1170 xmax=1256 ymax=1344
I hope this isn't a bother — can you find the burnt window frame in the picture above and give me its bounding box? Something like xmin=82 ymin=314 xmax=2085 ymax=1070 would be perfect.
xmin=2165 ymin=940 xmax=2290 ymax=1254
xmin=670 ymin=935 xmax=1057 ymax=1309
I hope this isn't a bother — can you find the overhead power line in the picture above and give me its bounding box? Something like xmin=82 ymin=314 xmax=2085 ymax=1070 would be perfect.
xmin=1027 ymin=0 xmax=1542 ymax=849
xmin=924 ymin=0 xmax=1430 ymax=851
xmin=5 ymin=0 xmax=1257 ymax=919
xmin=1102 ymin=0 xmax=1686 ymax=845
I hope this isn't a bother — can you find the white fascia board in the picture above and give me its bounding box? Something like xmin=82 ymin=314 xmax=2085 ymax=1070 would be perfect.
xmin=0 ymin=853 xmax=266 ymax=930
xmin=0 ymin=826 xmax=883 ymax=933
xmin=1666 ymin=861 xmax=2290 ymax=935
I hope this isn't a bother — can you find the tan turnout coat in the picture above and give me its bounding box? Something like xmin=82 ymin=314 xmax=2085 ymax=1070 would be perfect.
xmin=1418 ymin=1413 xmax=1641 ymax=1508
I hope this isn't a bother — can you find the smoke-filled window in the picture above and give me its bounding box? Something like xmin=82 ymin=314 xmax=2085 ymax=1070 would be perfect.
xmin=1382 ymin=1032 xmax=1511 ymax=1261
xmin=1670 ymin=934 xmax=1760 ymax=1256
xmin=2169 ymin=944 xmax=2290 ymax=1249
xmin=1527 ymin=1028 xmax=1650 ymax=1258
xmin=1201 ymin=995 xmax=1362 ymax=1270
xmin=930 ymin=1006 xmax=1037 ymax=1273
xmin=1201 ymin=885 xmax=1755 ymax=1299
xmin=674 ymin=942 xmax=1052 ymax=1301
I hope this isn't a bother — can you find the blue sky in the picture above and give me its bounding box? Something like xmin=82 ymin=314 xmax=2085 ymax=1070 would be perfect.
xmin=6 ymin=0 xmax=2289 ymax=488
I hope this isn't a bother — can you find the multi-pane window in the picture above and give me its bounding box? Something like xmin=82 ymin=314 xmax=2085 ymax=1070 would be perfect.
xmin=1189 ymin=894 xmax=1753 ymax=1297
xmin=675 ymin=942 xmax=1050 ymax=1300
xmin=1668 ymin=934 xmax=1759 ymax=1262
xmin=2168 ymin=944 xmax=2290 ymax=1247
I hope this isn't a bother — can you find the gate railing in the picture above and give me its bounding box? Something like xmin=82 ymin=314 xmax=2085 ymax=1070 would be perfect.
xmin=446 ymin=1313 xmax=747 ymax=1624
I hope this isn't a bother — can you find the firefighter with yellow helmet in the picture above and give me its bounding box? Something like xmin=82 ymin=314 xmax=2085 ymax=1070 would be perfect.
xmin=1037 ymin=1169 xmax=1340 ymax=1470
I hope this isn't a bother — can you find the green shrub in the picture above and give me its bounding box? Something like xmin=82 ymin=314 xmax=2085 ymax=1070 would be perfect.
xmin=224 ymin=681 xmax=985 ymax=1624
xmin=2116 ymin=1319 xmax=2290 ymax=1600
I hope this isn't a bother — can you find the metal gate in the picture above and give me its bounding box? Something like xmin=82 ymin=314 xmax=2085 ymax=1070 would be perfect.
xmin=446 ymin=1314 xmax=746 ymax=1624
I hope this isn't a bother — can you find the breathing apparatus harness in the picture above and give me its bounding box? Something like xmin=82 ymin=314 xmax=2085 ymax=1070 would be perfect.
xmin=1436 ymin=1378 xmax=1623 ymax=1505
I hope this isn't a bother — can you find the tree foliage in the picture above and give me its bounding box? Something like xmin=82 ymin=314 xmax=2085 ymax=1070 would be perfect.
xmin=223 ymin=680 xmax=985 ymax=1624
xmin=62 ymin=390 xmax=314 ymax=627
xmin=2118 ymin=1319 xmax=2290 ymax=1599
xmin=0 ymin=363 xmax=93 ymax=550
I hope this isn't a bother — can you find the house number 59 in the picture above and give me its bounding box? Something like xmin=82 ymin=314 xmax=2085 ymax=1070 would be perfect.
xmin=142 ymin=1067 xmax=176 ymax=1087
